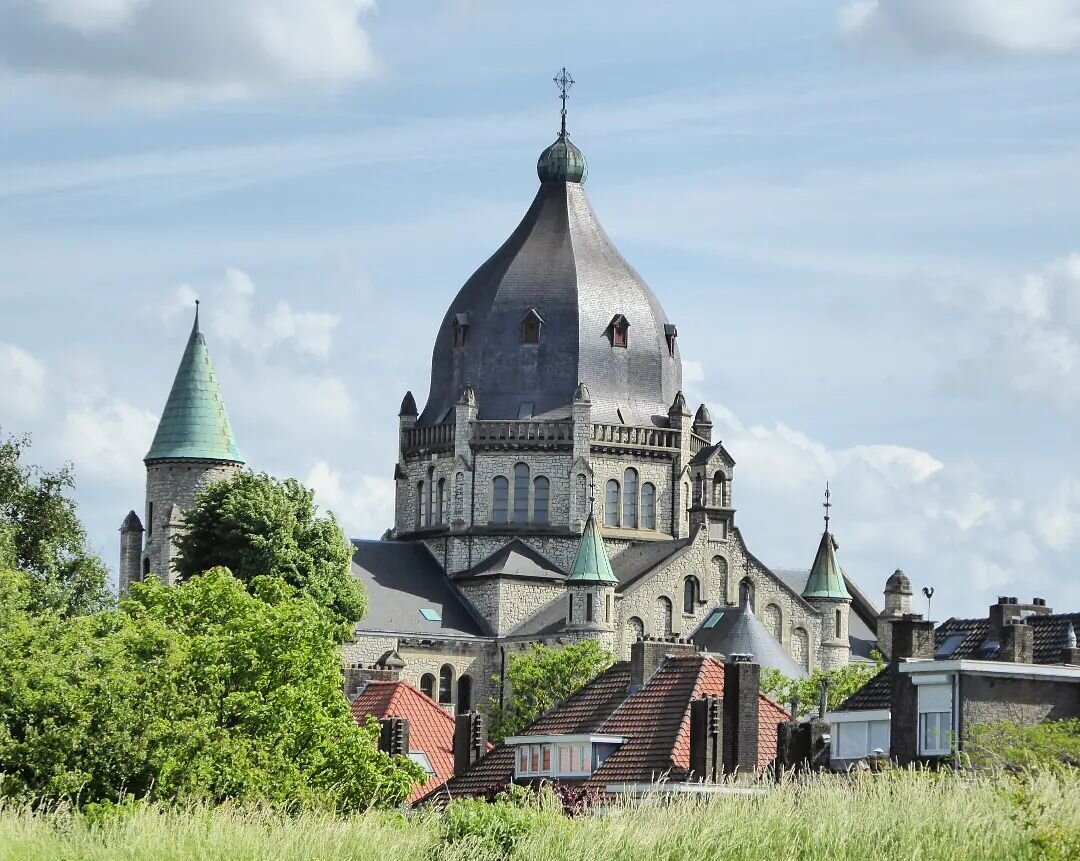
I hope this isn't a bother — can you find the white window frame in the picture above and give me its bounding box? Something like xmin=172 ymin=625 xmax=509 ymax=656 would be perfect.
xmin=916 ymin=680 xmax=954 ymax=757
xmin=507 ymin=734 xmax=625 ymax=779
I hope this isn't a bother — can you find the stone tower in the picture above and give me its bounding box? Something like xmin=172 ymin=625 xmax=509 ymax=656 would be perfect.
xmin=801 ymin=500 xmax=852 ymax=670
xmin=565 ymin=513 xmax=618 ymax=652
xmin=876 ymin=568 xmax=912 ymax=660
xmin=118 ymin=304 xmax=243 ymax=592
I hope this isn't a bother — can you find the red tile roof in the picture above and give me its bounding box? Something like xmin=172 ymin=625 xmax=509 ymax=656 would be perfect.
xmin=420 ymin=655 xmax=788 ymax=803
xmin=350 ymin=679 xmax=458 ymax=803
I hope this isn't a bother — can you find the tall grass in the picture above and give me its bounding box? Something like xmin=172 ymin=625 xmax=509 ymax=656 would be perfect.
xmin=1 ymin=770 xmax=1077 ymax=861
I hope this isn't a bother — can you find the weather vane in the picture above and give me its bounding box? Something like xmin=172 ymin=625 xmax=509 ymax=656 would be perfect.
xmin=823 ymin=482 xmax=832 ymax=531
xmin=553 ymin=66 xmax=574 ymax=136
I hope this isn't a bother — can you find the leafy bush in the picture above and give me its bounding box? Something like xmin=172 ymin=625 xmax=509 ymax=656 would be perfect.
xmin=966 ymin=719 xmax=1080 ymax=771
xmin=760 ymin=652 xmax=884 ymax=716
xmin=439 ymin=793 xmax=553 ymax=858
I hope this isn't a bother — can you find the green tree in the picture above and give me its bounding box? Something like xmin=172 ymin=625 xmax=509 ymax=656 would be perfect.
xmin=487 ymin=640 xmax=614 ymax=743
xmin=0 ymin=567 xmax=421 ymax=809
xmin=173 ymin=472 xmax=364 ymax=633
xmin=760 ymin=652 xmax=885 ymax=717
xmin=0 ymin=431 xmax=110 ymax=616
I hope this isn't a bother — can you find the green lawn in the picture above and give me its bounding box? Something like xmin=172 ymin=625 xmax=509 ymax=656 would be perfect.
xmin=1 ymin=770 xmax=1077 ymax=861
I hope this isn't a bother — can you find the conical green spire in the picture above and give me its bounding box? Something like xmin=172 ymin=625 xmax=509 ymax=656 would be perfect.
xmin=802 ymin=529 xmax=851 ymax=601
xmin=145 ymin=304 xmax=242 ymax=463
xmin=567 ymin=514 xmax=617 ymax=584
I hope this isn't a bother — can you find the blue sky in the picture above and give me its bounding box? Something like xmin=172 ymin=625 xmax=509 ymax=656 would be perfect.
xmin=4 ymin=0 xmax=1080 ymax=620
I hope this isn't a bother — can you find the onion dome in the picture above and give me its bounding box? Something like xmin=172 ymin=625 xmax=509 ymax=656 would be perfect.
xmin=145 ymin=303 xmax=242 ymax=464
xmin=885 ymin=568 xmax=912 ymax=595
xmin=537 ymin=133 xmax=587 ymax=184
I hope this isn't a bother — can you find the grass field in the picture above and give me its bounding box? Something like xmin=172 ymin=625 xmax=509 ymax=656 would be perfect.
xmin=1 ymin=769 xmax=1078 ymax=861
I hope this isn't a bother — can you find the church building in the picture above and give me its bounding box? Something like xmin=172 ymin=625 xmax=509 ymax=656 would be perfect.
xmin=119 ymin=73 xmax=881 ymax=714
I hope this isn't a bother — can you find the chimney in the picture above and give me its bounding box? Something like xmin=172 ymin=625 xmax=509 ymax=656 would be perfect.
xmin=722 ymin=655 xmax=760 ymax=777
xmin=999 ymin=619 xmax=1033 ymax=664
xmin=890 ymin=614 xmax=935 ymax=661
xmin=453 ymin=711 xmax=486 ymax=777
xmin=630 ymin=636 xmax=699 ymax=689
xmin=689 ymin=695 xmax=722 ymax=783
xmin=1061 ymin=624 xmax=1080 ymax=665
xmin=378 ymin=717 xmax=410 ymax=756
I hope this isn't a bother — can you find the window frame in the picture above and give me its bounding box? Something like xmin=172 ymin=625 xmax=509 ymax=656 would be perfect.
xmin=683 ymin=576 xmax=699 ymax=616
xmin=622 ymin=468 xmax=638 ymax=529
xmin=641 ymin=482 xmax=656 ymax=530
xmin=533 ymin=475 xmax=550 ymax=524
xmin=420 ymin=673 xmax=436 ymax=700
xmin=604 ymin=479 xmax=620 ymax=527
xmin=492 ymin=476 xmax=509 ymax=524
xmin=521 ymin=309 xmax=543 ymax=345
xmin=438 ymin=664 xmax=454 ymax=705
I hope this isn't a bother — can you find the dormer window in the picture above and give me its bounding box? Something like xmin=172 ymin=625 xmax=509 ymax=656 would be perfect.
xmin=521 ymin=309 xmax=543 ymax=345
xmin=665 ymin=323 xmax=677 ymax=357
xmin=452 ymin=313 xmax=469 ymax=348
xmin=607 ymin=315 xmax=629 ymax=348
xmin=507 ymin=734 xmax=625 ymax=779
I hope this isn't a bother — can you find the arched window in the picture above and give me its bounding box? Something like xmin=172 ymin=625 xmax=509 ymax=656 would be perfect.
xmin=492 ymin=476 xmax=509 ymax=524
xmin=625 ymin=616 xmax=644 ymax=647
xmin=420 ymin=673 xmax=436 ymax=700
xmin=622 ymin=468 xmax=638 ymax=529
xmin=739 ymin=578 xmax=755 ymax=611
xmin=764 ymin=603 xmax=782 ymax=640
xmin=533 ymin=476 xmax=550 ymax=524
xmin=792 ymin=628 xmax=810 ymax=671
xmin=513 ymin=463 xmax=530 ymax=524
xmin=604 ymin=479 xmax=620 ymax=527
xmin=683 ymin=576 xmax=699 ymax=615
xmin=416 ymin=481 xmax=425 ymax=528
xmin=521 ymin=309 xmax=543 ymax=344
xmin=426 ymin=468 xmax=435 ymax=526
xmin=436 ymin=478 xmax=446 ymax=524
xmin=655 ymin=596 xmax=674 ymax=637
xmin=457 ymin=675 xmax=473 ymax=714
xmin=712 ymin=472 xmax=724 ymax=506
xmin=641 ymin=482 xmax=656 ymax=530
xmin=835 ymin=608 xmax=843 ymax=639
xmin=713 ymin=556 xmax=728 ymax=602
xmin=438 ymin=664 xmax=454 ymax=704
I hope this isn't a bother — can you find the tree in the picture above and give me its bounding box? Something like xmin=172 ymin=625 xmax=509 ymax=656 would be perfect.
xmin=0 ymin=567 xmax=422 ymax=809
xmin=760 ymin=651 xmax=885 ymax=717
xmin=0 ymin=431 xmax=110 ymax=616
xmin=172 ymin=472 xmax=365 ymax=633
xmin=487 ymin=640 xmax=614 ymax=743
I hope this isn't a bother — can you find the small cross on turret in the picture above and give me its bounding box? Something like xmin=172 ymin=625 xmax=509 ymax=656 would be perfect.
xmin=553 ymin=66 xmax=574 ymax=136
xmin=823 ymin=482 xmax=832 ymax=531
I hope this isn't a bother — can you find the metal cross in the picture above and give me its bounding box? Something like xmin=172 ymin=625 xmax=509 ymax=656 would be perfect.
xmin=823 ymin=482 xmax=832 ymax=531
xmin=553 ymin=67 xmax=574 ymax=136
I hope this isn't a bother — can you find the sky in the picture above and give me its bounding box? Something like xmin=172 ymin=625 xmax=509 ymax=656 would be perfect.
xmin=4 ymin=0 xmax=1080 ymax=622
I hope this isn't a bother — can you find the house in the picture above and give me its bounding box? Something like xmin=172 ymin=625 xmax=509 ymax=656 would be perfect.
xmin=828 ymin=597 xmax=1080 ymax=768
xmin=418 ymin=637 xmax=789 ymax=803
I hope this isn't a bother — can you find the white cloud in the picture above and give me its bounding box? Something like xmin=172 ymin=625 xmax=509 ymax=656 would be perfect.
xmin=0 ymin=342 xmax=47 ymax=418
xmin=305 ymin=460 xmax=395 ymax=539
xmin=1035 ymin=479 xmax=1080 ymax=551
xmin=840 ymin=0 xmax=1080 ymax=57
xmin=0 ymin=0 xmax=380 ymax=105
xmin=172 ymin=268 xmax=340 ymax=360
xmin=59 ymin=399 xmax=158 ymax=484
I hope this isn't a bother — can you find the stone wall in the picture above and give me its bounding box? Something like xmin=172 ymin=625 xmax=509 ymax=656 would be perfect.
xmin=960 ymin=675 xmax=1080 ymax=734
xmin=455 ymin=578 xmax=566 ymax=635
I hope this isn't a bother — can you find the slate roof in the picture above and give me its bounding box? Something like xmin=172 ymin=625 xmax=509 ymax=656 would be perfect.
xmin=567 ymin=515 xmax=618 ymax=584
xmin=351 ymin=679 xmax=461 ymax=803
xmin=690 ymin=602 xmax=809 ymax=678
xmin=420 ymin=655 xmax=788 ymax=802
xmin=145 ymin=307 xmax=242 ymax=463
xmin=933 ymin=612 xmax=1080 ymax=663
xmin=833 ymin=666 xmax=894 ymax=712
xmin=610 ymin=533 xmax=696 ymax=591
xmin=351 ymin=540 xmax=490 ymax=638
xmin=453 ymin=539 xmax=566 ymax=583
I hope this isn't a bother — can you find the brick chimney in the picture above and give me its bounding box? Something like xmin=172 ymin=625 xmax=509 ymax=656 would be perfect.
xmin=378 ymin=717 xmax=410 ymax=756
xmin=999 ymin=619 xmax=1034 ymax=664
xmin=689 ymin=695 xmax=722 ymax=783
xmin=722 ymin=656 xmax=760 ymax=777
xmin=453 ymin=711 xmax=486 ymax=777
xmin=890 ymin=614 xmax=935 ymax=661
xmin=989 ymin=596 xmax=1052 ymax=632
xmin=630 ymin=636 xmax=699 ymax=689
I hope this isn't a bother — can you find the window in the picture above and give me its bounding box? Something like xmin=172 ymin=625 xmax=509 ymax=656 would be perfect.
xmin=834 ymin=720 xmax=891 ymax=760
xmin=739 ymin=578 xmax=755 ymax=611
xmin=438 ymin=665 xmax=454 ymax=705
xmin=420 ymin=673 xmax=436 ymax=699
xmin=703 ymin=609 xmax=724 ymax=629
xmin=641 ymin=483 xmax=656 ymax=530
xmin=437 ymin=478 xmax=446 ymax=524
xmin=533 ymin=476 xmax=550 ymax=524
xmin=622 ymin=468 xmax=638 ymax=528
xmin=713 ymin=473 xmax=724 ymax=506
xmin=492 ymin=476 xmax=509 ymax=524
xmin=918 ymin=682 xmax=953 ymax=756
xmin=142 ymin=557 xmax=150 ymax=578
xmin=147 ymin=501 xmax=154 ymax=537
xmin=683 ymin=576 xmax=699 ymax=615
xmin=608 ymin=315 xmax=629 ymax=348
xmin=936 ymin=633 xmax=967 ymax=659
xmin=457 ymin=675 xmax=472 ymax=713
xmin=604 ymin=479 xmax=620 ymax=527
xmin=426 ymin=469 xmax=435 ymax=526
xmin=665 ymin=323 xmax=677 ymax=357
xmin=416 ymin=481 xmax=424 ymax=528
xmin=521 ymin=309 xmax=543 ymax=344
xmin=606 ymin=593 xmax=612 ymax=623
xmin=452 ymin=317 xmax=467 ymax=348
xmin=516 ymin=743 xmax=554 ymax=777
xmin=835 ymin=608 xmax=843 ymax=639
xmin=513 ymin=463 xmax=530 ymax=524
xmin=419 ymin=607 xmax=442 ymax=622
xmin=624 ymin=616 xmax=644 ymax=645
xmin=586 ymin=592 xmax=594 ymax=622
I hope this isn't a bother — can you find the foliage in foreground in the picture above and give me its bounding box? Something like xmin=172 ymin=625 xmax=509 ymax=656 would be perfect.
xmin=0 ymin=431 xmax=111 ymax=617
xmin=0 ymin=568 xmax=421 ymax=809
xmin=486 ymin=640 xmax=613 ymax=743
xmin=966 ymin=719 xmax=1080 ymax=771
xmin=173 ymin=471 xmax=365 ymax=634
xmin=2 ymin=770 xmax=1079 ymax=861
xmin=760 ymin=650 xmax=885 ymax=716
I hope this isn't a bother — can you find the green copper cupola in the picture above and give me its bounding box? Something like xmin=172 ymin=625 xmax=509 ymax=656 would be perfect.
xmin=144 ymin=303 xmax=242 ymax=464
xmin=802 ymin=485 xmax=851 ymax=601
xmin=537 ymin=66 xmax=588 ymax=184
xmin=567 ymin=514 xmax=618 ymax=584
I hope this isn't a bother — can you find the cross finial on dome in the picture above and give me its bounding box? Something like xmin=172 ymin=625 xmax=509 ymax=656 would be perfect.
xmin=554 ymin=67 xmax=574 ymax=136
xmin=823 ymin=482 xmax=832 ymax=531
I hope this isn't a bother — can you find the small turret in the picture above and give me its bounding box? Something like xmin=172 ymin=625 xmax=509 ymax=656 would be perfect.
xmin=877 ymin=568 xmax=913 ymax=660
xmin=118 ymin=510 xmax=144 ymax=595
xmin=566 ymin=514 xmax=617 ymax=642
xmin=693 ymin=403 xmax=713 ymax=444
xmin=801 ymin=485 xmax=851 ymax=670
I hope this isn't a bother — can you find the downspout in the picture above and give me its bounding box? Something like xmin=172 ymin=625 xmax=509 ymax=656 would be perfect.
xmin=952 ymin=671 xmax=962 ymax=768
xmin=499 ymin=645 xmax=507 ymax=709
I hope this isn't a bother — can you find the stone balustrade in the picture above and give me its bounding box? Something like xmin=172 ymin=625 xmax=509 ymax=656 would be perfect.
xmin=401 ymin=423 xmax=454 ymax=456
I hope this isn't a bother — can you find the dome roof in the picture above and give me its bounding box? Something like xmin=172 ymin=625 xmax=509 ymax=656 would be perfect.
xmin=418 ymin=168 xmax=682 ymax=427
xmin=537 ymin=133 xmax=587 ymax=183
xmin=885 ymin=568 xmax=912 ymax=594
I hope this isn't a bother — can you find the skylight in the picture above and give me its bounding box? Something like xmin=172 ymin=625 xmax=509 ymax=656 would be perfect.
xmin=419 ymin=608 xmax=442 ymax=622
xmin=703 ymin=610 xmax=724 ymax=629
xmin=935 ymin=632 xmax=967 ymax=659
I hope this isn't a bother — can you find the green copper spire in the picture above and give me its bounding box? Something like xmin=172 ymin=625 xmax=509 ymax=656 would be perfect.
xmin=145 ymin=303 xmax=242 ymax=463
xmin=567 ymin=514 xmax=618 ymax=584
xmin=802 ymin=486 xmax=850 ymax=600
